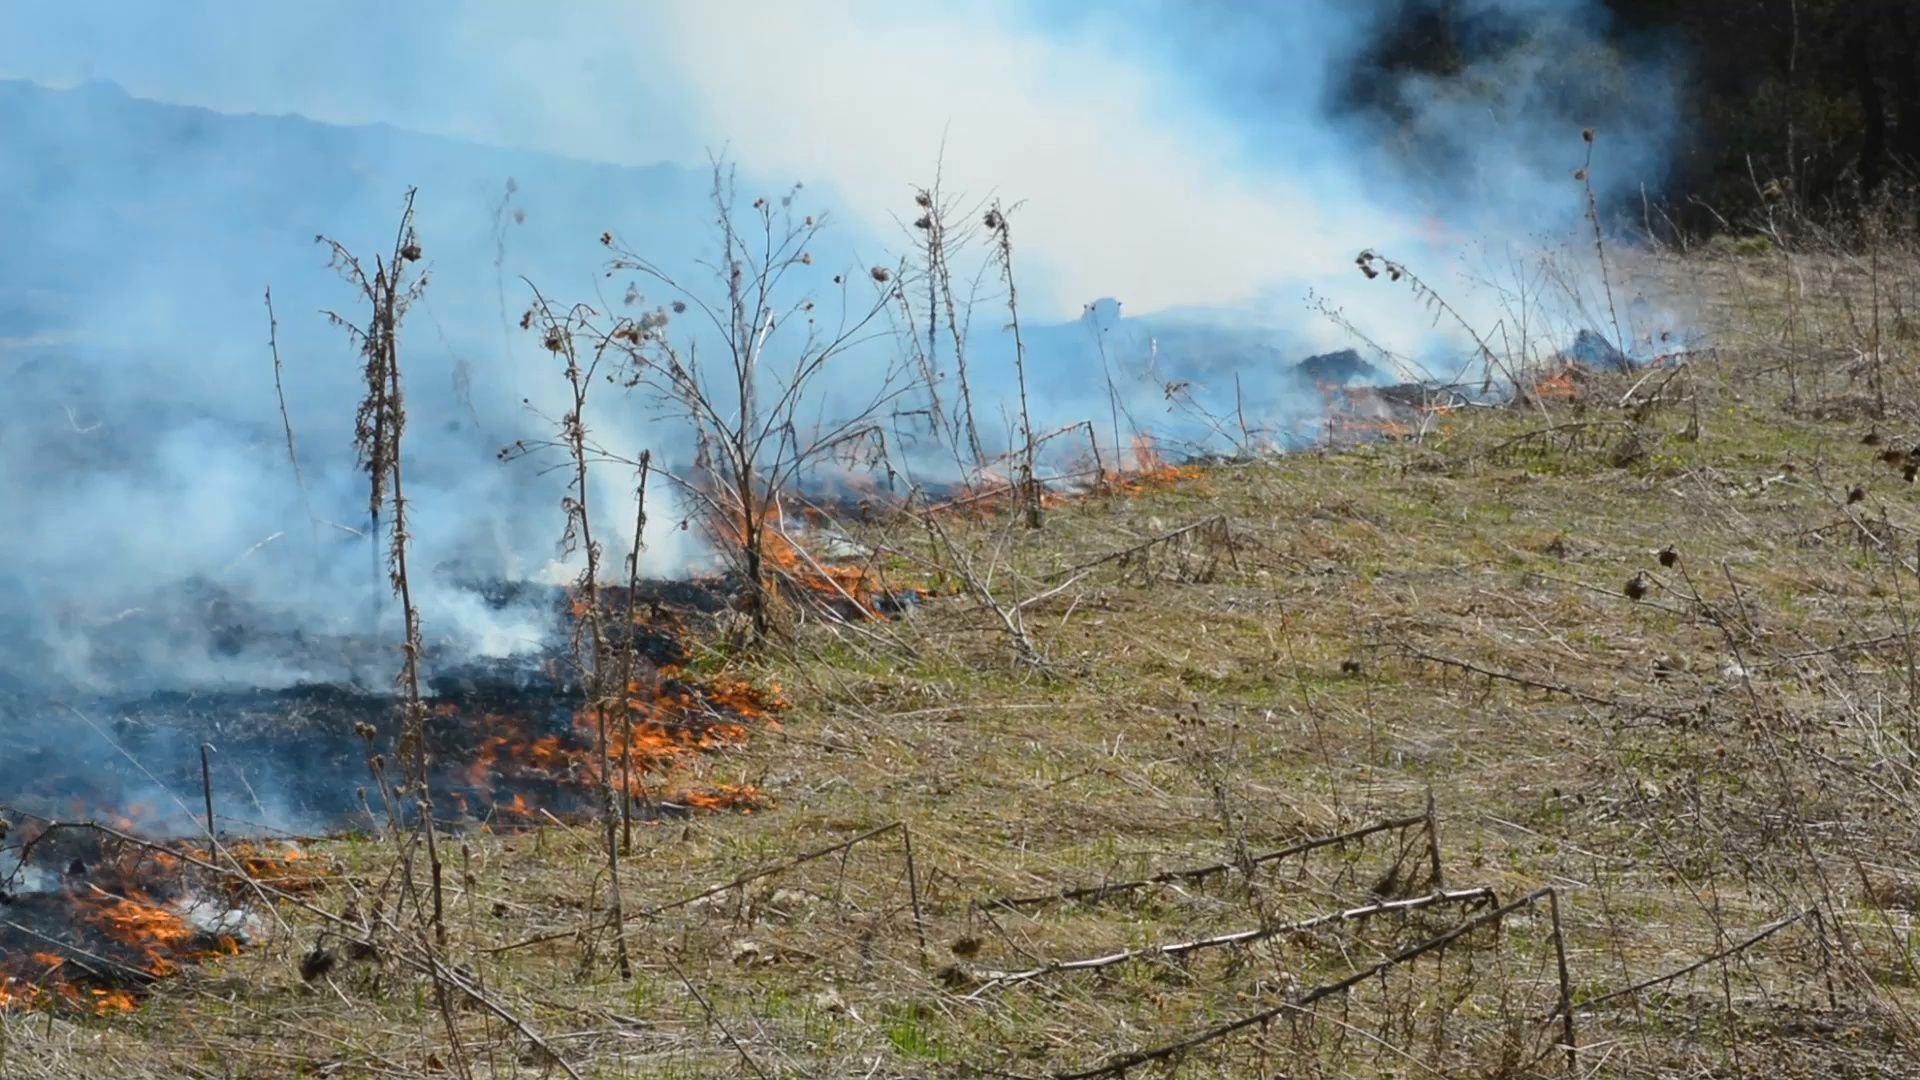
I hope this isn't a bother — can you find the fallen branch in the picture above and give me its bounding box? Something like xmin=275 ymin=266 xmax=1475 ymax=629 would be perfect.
xmin=1011 ymin=572 xmax=1091 ymax=615
xmin=1053 ymin=887 xmax=1556 ymax=1080
xmin=664 ymin=953 xmax=775 ymax=1080
xmin=1618 ymin=361 xmax=1690 ymax=410
xmin=1576 ymin=907 xmax=1817 ymax=1013
xmin=405 ymin=937 xmax=584 ymax=1080
xmin=977 ymin=811 xmax=1429 ymax=911
xmin=970 ymin=887 xmax=1497 ymax=992
xmin=916 ymin=497 xmax=1046 ymax=667
xmin=637 ymin=820 xmax=903 ymax=920
xmin=1772 ymin=633 xmax=1905 ymax=663
xmin=1402 ymin=646 xmax=1678 ymax=719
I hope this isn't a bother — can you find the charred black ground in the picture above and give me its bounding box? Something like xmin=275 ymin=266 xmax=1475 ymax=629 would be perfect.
xmin=0 ymin=578 xmax=789 ymax=835
xmin=0 ymin=575 xmax=790 ymax=1010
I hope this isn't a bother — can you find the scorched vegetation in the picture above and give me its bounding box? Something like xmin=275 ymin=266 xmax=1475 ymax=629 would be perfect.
xmin=7 ymin=171 xmax=1920 ymax=1080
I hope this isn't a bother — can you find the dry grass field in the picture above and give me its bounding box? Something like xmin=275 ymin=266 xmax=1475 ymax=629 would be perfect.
xmin=9 ymin=245 xmax=1920 ymax=1079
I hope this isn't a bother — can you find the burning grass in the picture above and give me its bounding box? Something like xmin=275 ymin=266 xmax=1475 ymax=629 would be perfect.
xmin=716 ymin=430 xmax=1220 ymax=624
xmin=0 ymin=426 xmax=1235 ymax=1021
xmin=433 ymin=665 xmax=770 ymax=824
xmin=17 ymin=259 xmax=1920 ymax=1076
xmin=0 ymin=827 xmax=322 ymax=1014
xmin=0 ymin=585 xmax=789 ymax=1014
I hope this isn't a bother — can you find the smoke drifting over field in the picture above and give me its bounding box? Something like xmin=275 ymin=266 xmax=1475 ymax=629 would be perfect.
xmin=0 ymin=0 xmax=1683 ymax=693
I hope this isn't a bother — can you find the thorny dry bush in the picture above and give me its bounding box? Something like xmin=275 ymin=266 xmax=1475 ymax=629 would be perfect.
xmin=594 ymin=163 xmax=913 ymax=644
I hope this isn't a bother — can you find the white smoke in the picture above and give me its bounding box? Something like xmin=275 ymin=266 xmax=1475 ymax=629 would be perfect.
xmin=0 ymin=0 xmax=1684 ymax=692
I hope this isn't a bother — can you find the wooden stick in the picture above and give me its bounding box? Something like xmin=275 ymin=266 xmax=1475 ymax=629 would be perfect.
xmin=1423 ymin=789 xmax=1444 ymax=888
xmin=978 ymin=812 xmax=1429 ymax=911
xmin=200 ymin=743 xmax=217 ymax=842
xmin=1811 ymin=906 xmax=1840 ymax=1009
xmin=1054 ymin=888 xmax=1555 ymax=1080
xmin=620 ymin=449 xmax=653 ymax=853
xmin=901 ymin=821 xmax=928 ymax=962
xmin=1577 ymin=908 xmax=1815 ymax=1012
xmin=971 ymin=887 xmax=1497 ymax=992
xmin=1547 ymin=887 xmax=1577 ymax=1072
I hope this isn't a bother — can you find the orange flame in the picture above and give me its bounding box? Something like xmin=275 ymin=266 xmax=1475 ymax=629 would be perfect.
xmin=3 ymin=886 xmax=215 ymax=1013
xmin=1532 ymin=365 xmax=1580 ymax=400
xmin=1099 ymin=432 xmax=1200 ymax=494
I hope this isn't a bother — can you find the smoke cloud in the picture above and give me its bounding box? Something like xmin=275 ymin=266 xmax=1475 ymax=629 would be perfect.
xmin=0 ymin=0 xmax=1684 ymax=694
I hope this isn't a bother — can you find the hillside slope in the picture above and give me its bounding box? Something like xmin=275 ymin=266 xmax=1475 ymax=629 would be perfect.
xmin=7 ymin=248 xmax=1920 ymax=1078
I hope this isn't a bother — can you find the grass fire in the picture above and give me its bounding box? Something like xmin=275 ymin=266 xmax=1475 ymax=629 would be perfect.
xmin=0 ymin=581 xmax=782 ymax=1013
xmin=8 ymin=6 xmax=1920 ymax=1078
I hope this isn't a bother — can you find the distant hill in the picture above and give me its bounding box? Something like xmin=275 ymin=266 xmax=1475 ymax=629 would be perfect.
xmin=0 ymin=77 xmax=895 ymax=514
xmin=0 ymin=78 xmax=1343 ymax=439
xmin=0 ymin=78 xmax=795 ymax=357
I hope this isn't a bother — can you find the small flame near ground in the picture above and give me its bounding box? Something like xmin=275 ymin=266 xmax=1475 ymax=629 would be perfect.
xmin=1112 ymin=433 xmax=1202 ymax=493
xmin=2 ymin=835 xmax=316 ymax=1014
xmin=907 ymin=431 xmax=1199 ymax=521
xmin=2 ymin=593 xmax=786 ymax=1013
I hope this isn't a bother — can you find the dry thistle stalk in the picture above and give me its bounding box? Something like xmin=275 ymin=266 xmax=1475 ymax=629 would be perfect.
xmin=514 ymin=287 xmax=634 ymax=979
xmin=317 ymin=188 xmax=471 ymax=1075
xmin=986 ymin=199 xmax=1042 ymax=529
xmin=318 ymin=190 xmax=443 ymax=926
xmin=901 ymin=175 xmax=988 ymax=478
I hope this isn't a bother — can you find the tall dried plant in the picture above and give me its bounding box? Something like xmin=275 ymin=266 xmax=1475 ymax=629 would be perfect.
xmin=317 ymin=189 xmax=469 ymax=1074
xmin=1575 ymin=129 xmax=1628 ymax=360
xmin=984 ymin=199 xmax=1042 ymax=529
xmin=510 ymin=288 xmax=633 ymax=978
xmin=906 ymin=167 xmax=991 ymax=477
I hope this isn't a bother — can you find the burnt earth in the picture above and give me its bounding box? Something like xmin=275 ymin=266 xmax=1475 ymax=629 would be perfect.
xmin=1 ymin=579 xmax=779 ymax=1012
xmin=1 ymin=648 xmax=761 ymax=837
